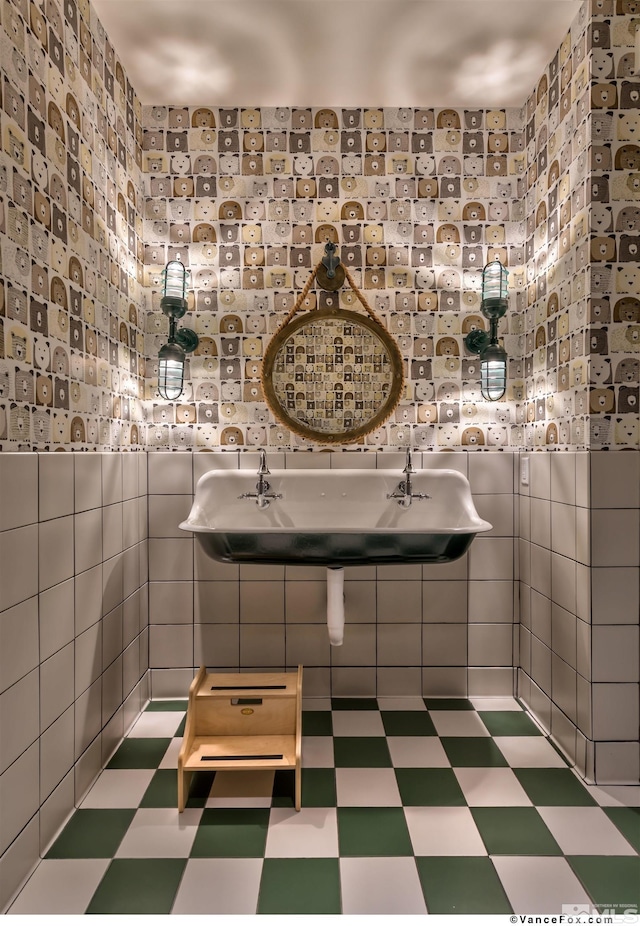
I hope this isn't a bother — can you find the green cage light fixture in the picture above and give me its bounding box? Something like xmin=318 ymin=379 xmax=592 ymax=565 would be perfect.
xmin=464 ymin=258 xmax=509 ymax=402
xmin=157 ymin=260 xmax=199 ymax=401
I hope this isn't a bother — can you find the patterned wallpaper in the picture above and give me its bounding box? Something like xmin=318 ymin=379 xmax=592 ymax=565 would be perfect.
xmin=585 ymin=0 xmax=640 ymax=449
xmin=141 ymin=105 xmax=526 ymax=451
xmin=0 ymin=0 xmax=146 ymax=450
xmin=521 ymin=0 xmax=639 ymax=451
xmin=1 ymin=0 xmax=637 ymax=453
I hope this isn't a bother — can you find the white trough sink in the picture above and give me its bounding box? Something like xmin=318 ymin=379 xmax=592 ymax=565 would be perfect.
xmin=180 ymin=468 xmax=492 ymax=567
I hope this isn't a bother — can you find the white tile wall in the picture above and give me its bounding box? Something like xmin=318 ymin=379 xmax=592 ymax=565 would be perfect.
xmin=592 ymin=510 xmax=640 ymax=568
xmin=0 ymin=453 xmax=149 ymax=909
xmin=39 ymin=455 xmax=74 ymax=522
xmin=149 ymin=451 xmax=518 ymax=700
xmin=4 ymin=443 xmax=636 ymax=896
xmin=0 ymin=455 xmax=38 ymax=532
xmin=591 ymin=452 xmax=640 ymax=509
xmin=518 ymin=450 xmax=640 ymax=785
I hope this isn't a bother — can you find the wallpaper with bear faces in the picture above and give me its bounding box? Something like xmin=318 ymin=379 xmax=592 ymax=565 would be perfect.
xmin=141 ymin=105 xmax=527 ymax=452
xmin=520 ymin=0 xmax=639 ymax=451
xmin=0 ymin=0 xmax=146 ymax=451
xmin=585 ymin=0 xmax=640 ymax=449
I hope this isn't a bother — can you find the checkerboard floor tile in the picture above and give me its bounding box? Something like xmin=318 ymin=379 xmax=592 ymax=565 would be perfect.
xmin=9 ymin=698 xmax=640 ymax=916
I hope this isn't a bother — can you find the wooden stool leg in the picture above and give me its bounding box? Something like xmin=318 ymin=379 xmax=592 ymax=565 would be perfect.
xmin=178 ymin=769 xmax=185 ymax=813
xmin=294 ymin=763 xmax=301 ymax=812
xmin=178 ymin=769 xmax=192 ymax=813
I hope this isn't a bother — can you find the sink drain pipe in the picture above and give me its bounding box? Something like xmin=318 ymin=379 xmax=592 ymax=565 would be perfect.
xmin=326 ymin=566 xmax=345 ymax=646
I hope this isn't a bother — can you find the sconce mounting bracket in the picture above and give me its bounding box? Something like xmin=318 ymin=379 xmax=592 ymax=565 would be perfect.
xmin=174 ymin=327 xmax=199 ymax=354
xmin=464 ymin=328 xmax=490 ymax=355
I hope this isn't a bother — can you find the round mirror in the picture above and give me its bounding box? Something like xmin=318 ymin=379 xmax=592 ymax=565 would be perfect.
xmin=262 ymin=307 xmax=404 ymax=444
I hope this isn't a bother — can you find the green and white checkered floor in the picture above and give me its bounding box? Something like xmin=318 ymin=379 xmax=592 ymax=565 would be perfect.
xmin=9 ymin=697 xmax=640 ymax=916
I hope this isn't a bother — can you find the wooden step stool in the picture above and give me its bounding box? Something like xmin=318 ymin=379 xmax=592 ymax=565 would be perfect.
xmin=178 ymin=665 xmax=303 ymax=812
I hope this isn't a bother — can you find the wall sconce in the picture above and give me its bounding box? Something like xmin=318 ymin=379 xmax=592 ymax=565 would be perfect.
xmin=157 ymin=260 xmax=198 ymax=401
xmin=464 ymin=258 xmax=508 ymax=401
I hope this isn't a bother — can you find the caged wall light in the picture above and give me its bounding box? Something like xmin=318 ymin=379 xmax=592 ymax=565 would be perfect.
xmin=157 ymin=260 xmax=199 ymax=401
xmin=464 ymin=258 xmax=509 ymax=401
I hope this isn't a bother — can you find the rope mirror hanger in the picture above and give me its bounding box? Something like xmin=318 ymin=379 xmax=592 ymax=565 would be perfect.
xmin=261 ymin=244 xmax=405 ymax=445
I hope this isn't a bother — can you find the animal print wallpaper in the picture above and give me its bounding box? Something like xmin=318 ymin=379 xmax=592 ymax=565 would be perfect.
xmin=521 ymin=0 xmax=639 ymax=451
xmin=583 ymin=0 xmax=639 ymax=449
xmin=142 ymin=103 xmax=526 ymax=451
xmin=0 ymin=0 xmax=638 ymax=453
xmin=0 ymin=0 xmax=146 ymax=450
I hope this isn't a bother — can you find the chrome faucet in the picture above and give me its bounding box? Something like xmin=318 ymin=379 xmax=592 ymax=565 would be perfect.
xmin=387 ymin=448 xmax=431 ymax=508
xmin=238 ymin=449 xmax=283 ymax=509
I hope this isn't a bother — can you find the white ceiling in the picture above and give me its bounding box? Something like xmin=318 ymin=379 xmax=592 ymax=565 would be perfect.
xmin=92 ymin=0 xmax=583 ymax=108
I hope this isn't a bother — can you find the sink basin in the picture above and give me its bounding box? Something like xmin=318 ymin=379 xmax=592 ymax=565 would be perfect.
xmin=180 ymin=468 xmax=492 ymax=567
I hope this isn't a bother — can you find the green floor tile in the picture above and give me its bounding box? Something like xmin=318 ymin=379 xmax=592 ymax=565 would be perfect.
xmin=514 ymin=768 xmax=597 ymax=806
xmin=568 ymin=856 xmax=640 ymax=913
xmin=302 ymin=710 xmax=333 ymax=735
xmin=86 ymin=858 xmax=186 ymax=914
xmin=46 ymin=809 xmax=135 ymax=858
xmin=140 ymin=769 xmax=178 ymax=808
xmin=395 ymin=767 xmax=466 ymax=806
xmin=338 ymin=807 xmax=413 ymax=856
xmin=190 ymin=808 xmax=269 ymax=857
xmin=471 ymin=807 xmax=562 ymax=856
xmin=139 ymin=768 xmax=211 ymax=808
xmin=188 ymin=769 xmax=216 ymax=800
xmin=604 ymin=807 xmax=640 ymax=853
xmin=301 ymin=768 xmax=337 ymax=807
xmin=381 ymin=711 xmax=437 ymax=736
xmin=272 ymin=769 xmax=296 ymax=807
xmin=106 ymin=737 xmax=172 ymax=769
xmin=478 ymin=710 xmax=541 ymax=736
xmin=416 ymin=857 xmax=512 ymax=914
xmin=258 ymin=858 xmax=341 ymax=914
xmin=174 ymin=715 xmax=186 ymax=736
xmin=424 ymin=698 xmax=475 ymax=711
xmin=331 ymin=698 xmax=378 ymax=711
xmin=333 ymin=736 xmax=392 ymax=767
xmin=441 ymin=736 xmax=509 ymax=767
xmin=144 ymin=699 xmax=188 ymax=712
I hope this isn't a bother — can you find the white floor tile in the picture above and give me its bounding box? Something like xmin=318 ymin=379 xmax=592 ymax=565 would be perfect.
xmin=470 ymin=697 xmax=522 ymax=711
xmin=404 ymin=807 xmax=487 ymax=856
xmin=387 ymin=736 xmax=451 ymax=768
xmin=115 ymin=807 xmax=202 ymax=858
xmin=340 ymin=857 xmax=427 ymax=914
xmin=331 ymin=711 xmax=385 ymax=736
xmin=454 ymin=768 xmax=532 ymax=806
xmin=585 ymin=785 xmax=640 ymax=807
xmin=206 ymin=770 xmax=274 ymax=808
xmin=8 ymin=859 xmax=110 ymax=914
xmin=302 ymin=698 xmax=332 ymax=711
xmin=336 ymin=768 xmax=402 ymax=806
xmin=377 ymin=697 xmax=428 ymax=712
xmin=538 ymin=807 xmax=637 ymax=855
xmin=80 ymin=769 xmax=155 ymax=808
xmin=128 ymin=712 xmax=183 ymax=738
xmin=301 ymin=736 xmax=334 ymax=768
xmin=171 ymin=858 xmax=262 ymax=914
xmin=492 ymin=856 xmax=592 ymax=915
xmin=430 ymin=711 xmax=490 ymax=737
xmin=493 ymin=736 xmax=568 ymax=768
xmin=158 ymin=738 xmax=182 ymax=770
xmin=265 ymin=807 xmax=338 ymax=858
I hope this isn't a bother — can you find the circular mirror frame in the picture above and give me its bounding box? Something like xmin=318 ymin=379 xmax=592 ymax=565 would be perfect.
xmin=261 ymin=307 xmax=405 ymax=445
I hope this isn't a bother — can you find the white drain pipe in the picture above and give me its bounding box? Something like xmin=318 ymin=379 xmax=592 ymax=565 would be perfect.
xmin=326 ymin=566 xmax=345 ymax=646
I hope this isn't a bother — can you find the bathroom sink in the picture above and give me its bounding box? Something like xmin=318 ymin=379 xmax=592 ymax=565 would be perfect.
xmin=179 ymin=467 xmax=492 ymax=567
